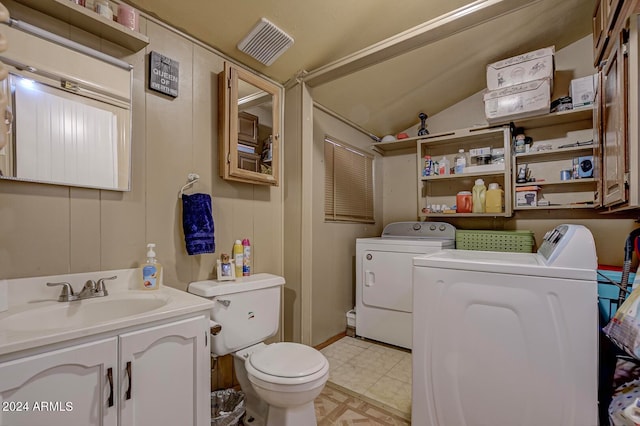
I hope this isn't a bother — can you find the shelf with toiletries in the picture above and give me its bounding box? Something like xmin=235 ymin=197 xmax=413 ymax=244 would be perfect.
xmin=417 ymin=126 xmax=512 ymax=218
xmin=14 ymin=0 xmax=149 ymax=51
xmin=510 ymin=106 xmax=595 ymax=210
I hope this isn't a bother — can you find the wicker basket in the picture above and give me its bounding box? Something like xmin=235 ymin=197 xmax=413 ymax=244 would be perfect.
xmin=455 ymin=229 xmax=535 ymax=253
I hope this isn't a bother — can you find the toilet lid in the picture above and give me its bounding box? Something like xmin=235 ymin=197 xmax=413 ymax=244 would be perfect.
xmin=249 ymin=342 xmax=327 ymax=378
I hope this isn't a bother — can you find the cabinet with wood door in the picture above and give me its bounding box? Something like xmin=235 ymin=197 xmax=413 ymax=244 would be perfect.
xmin=595 ymin=11 xmax=640 ymax=212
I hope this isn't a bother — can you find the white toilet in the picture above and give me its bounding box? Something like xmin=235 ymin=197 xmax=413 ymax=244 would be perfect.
xmin=188 ymin=273 xmax=329 ymax=426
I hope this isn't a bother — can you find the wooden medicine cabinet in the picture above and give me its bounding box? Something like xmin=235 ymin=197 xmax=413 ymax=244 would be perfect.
xmin=219 ymin=62 xmax=281 ymax=186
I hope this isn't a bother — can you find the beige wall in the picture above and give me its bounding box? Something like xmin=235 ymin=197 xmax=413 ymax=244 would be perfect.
xmin=310 ymin=108 xmax=383 ymax=346
xmin=0 ymin=3 xmax=283 ymax=291
xmin=283 ymin=84 xmax=303 ymax=343
xmin=384 ymin=35 xmax=639 ymax=266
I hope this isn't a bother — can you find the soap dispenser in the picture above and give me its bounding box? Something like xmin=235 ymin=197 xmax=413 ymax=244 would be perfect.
xmin=141 ymin=243 xmax=162 ymax=290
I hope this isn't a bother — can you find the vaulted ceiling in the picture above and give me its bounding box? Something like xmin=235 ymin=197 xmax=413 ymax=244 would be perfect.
xmin=128 ymin=0 xmax=594 ymax=137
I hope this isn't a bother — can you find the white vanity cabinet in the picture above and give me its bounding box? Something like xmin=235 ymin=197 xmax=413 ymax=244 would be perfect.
xmin=0 ymin=337 xmax=118 ymax=426
xmin=0 ymin=314 xmax=210 ymax=426
xmin=119 ymin=315 xmax=209 ymax=426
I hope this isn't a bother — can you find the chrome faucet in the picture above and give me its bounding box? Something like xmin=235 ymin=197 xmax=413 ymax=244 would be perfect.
xmin=47 ymin=275 xmax=117 ymax=302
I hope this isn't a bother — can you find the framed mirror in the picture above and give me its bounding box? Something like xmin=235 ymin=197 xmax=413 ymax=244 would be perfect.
xmin=219 ymin=62 xmax=281 ymax=186
xmin=0 ymin=72 xmax=131 ymax=191
xmin=0 ymin=26 xmax=132 ymax=191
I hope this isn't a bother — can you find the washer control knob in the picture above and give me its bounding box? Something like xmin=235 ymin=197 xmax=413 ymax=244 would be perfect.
xmin=430 ymin=225 xmax=436 ymax=231
xmin=412 ymin=223 xmax=422 ymax=231
xmin=366 ymin=254 xmax=372 ymax=260
xmin=439 ymin=225 xmax=446 ymax=231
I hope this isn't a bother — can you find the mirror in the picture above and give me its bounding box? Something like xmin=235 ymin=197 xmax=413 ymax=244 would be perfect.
xmin=0 ymin=72 xmax=131 ymax=191
xmin=219 ymin=62 xmax=280 ymax=186
xmin=0 ymin=24 xmax=132 ymax=192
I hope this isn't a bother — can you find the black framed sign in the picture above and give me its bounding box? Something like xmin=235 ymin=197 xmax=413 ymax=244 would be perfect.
xmin=149 ymin=51 xmax=179 ymax=98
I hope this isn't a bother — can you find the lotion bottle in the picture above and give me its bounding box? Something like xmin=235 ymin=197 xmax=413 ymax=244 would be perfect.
xmin=141 ymin=243 xmax=162 ymax=290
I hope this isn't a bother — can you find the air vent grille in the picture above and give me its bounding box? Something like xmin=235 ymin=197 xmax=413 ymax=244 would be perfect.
xmin=237 ymin=18 xmax=294 ymax=66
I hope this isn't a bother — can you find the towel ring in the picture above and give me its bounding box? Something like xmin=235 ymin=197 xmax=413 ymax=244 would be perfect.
xmin=179 ymin=173 xmax=200 ymax=199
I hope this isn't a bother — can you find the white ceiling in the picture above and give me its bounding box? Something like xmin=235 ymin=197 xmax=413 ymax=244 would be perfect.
xmin=127 ymin=0 xmax=594 ymax=137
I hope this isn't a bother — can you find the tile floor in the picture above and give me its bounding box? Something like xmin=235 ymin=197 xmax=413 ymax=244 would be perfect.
xmin=319 ymin=336 xmax=412 ymax=421
xmin=314 ymin=382 xmax=410 ymax=425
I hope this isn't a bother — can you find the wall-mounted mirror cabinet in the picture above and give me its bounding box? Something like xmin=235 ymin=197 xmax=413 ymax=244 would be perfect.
xmin=219 ymin=62 xmax=281 ymax=186
xmin=0 ymin=25 xmax=132 ymax=191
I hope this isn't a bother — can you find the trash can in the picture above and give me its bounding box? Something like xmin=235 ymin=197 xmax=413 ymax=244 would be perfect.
xmin=346 ymin=309 xmax=356 ymax=337
xmin=211 ymin=389 xmax=245 ymax=426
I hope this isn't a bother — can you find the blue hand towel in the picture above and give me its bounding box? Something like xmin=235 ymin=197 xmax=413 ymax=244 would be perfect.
xmin=182 ymin=193 xmax=215 ymax=255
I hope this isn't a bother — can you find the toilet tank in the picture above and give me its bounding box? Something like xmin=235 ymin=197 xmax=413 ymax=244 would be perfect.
xmin=188 ymin=273 xmax=285 ymax=356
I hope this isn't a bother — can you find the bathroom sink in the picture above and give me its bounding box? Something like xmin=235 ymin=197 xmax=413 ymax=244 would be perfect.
xmin=1 ymin=293 xmax=170 ymax=332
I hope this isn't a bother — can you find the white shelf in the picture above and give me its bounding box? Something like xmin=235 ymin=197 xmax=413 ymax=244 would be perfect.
xmin=14 ymin=0 xmax=149 ymax=51
xmin=372 ymin=136 xmax=420 ymax=153
xmin=493 ymin=106 xmax=594 ymax=128
xmin=421 ymin=169 xmax=505 ymax=181
xmin=514 ymin=178 xmax=596 ymax=187
xmin=514 ymin=204 xmax=595 ymax=210
xmin=514 ymin=145 xmax=595 ymax=162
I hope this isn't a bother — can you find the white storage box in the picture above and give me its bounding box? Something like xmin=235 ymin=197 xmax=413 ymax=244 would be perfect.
xmin=570 ymin=74 xmax=596 ymax=108
xmin=486 ymin=46 xmax=555 ymax=90
xmin=484 ymin=78 xmax=551 ymax=123
xmin=516 ymin=190 xmax=538 ymax=207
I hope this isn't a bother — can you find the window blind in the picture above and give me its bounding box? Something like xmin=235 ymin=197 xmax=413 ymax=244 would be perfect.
xmin=324 ymin=136 xmax=374 ymax=223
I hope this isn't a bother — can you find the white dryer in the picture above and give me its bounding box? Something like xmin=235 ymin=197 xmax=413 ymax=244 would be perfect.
xmin=412 ymin=224 xmax=598 ymax=426
xmin=355 ymin=221 xmax=456 ymax=349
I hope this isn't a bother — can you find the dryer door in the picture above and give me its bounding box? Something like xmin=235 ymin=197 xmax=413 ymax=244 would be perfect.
xmin=361 ymin=250 xmax=415 ymax=313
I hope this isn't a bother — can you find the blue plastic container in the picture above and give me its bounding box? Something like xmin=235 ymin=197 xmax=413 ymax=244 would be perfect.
xmin=598 ymin=268 xmax=636 ymax=322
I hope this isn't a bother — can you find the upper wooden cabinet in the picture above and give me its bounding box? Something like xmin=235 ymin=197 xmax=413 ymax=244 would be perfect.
xmin=219 ymin=62 xmax=281 ymax=186
xmin=600 ymin=29 xmax=628 ymax=207
xmin=592 ymin=0 xmax=631 ymax=66
xmin=238 ymin=112 xmax=259 ymax=146
xmin=594 ymin=10 xmax=640 ymax=212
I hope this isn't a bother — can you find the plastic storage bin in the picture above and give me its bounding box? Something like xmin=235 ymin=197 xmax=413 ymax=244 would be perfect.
xmin=598 ymin=268 xmax=636 ymax=322
xmin=455 ymin=229 xmax=535 ymax=253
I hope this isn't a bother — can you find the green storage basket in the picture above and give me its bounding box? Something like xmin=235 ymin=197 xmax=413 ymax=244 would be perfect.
xmin=455 ymin=229 xmax=535 ymax=253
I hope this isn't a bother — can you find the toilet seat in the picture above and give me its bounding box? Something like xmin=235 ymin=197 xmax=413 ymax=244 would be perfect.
xmin=245 ymin=342 xmax=329 ymax=386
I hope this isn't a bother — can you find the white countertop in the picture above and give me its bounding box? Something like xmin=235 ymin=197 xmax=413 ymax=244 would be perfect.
xmin=0 ymin=269 xmax=213 ymax=356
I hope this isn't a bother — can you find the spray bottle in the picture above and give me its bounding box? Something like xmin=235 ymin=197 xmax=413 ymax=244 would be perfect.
xmin=242 ymin=238 xmax=251 ymax=276
xmin=233 ymin=240 xmax=243 ymax=277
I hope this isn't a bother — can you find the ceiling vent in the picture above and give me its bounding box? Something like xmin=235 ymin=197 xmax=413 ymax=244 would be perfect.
xmin=237 ymin=18 xmax=294 ymax=66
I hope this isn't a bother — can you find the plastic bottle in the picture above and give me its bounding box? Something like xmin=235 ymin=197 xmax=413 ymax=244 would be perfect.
xmin=485 ymin=182 xmax=504 ymax=213
xmin=423 ymin=155 xmax=432 ymax=177
xmin=233 ymin=240 xmax=243 ymax=277
xmin=438 ymin=156 xmax=450 ymax=175
xmin=454 ymin=149 xmax=467 ymax=174
xmin=242 ymin=238 xmax=251 ymax=276
xmin=472 ymin=178 xmax=487 ymax=213
xmin=141 ymin=243 xmax=162 ymax=290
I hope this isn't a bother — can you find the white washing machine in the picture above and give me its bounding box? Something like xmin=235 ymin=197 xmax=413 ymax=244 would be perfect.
xmin=355 ymin=221 xmax=456 ymax=349
xmin=411 ymin=224 xmax=599 ymax=426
